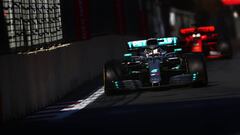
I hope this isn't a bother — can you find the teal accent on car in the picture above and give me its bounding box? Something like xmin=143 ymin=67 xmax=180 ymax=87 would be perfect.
xmin=114 ymin=81 xmax=120 ymax=89
xmin=124 ymin=53 xmax=133 ymax=57
xmin=174 ymin=48 xmax=182 ymax=52
xmin=192 ymin=73 xmax=198 ymax=81
xmin=157 ymin=37 xmax=178 ymax=46
xmin=128 ymin=40 xmax=147 ymax=49
xmin=128 ymin=37 xmax=178 ymax=49
xmin=151 ymin=69 xmax=159 ymax=73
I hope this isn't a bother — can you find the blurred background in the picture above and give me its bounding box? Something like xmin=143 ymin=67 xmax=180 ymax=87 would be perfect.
xmin=61 ymin=0 xmax=240 ymax=42
xmin=1 ymin=0 xmax=240 ymax=129
xmin=1 ymin=0 xmax=239 ymax=52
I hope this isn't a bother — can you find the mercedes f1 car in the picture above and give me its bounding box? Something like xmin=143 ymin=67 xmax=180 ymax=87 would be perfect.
xmin=103 ymin=37 xmax=208 ymax=95
xmin=180 ymin=26 xmax=233 ymax=59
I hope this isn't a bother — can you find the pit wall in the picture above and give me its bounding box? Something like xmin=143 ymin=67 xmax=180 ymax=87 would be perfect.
xmin=0 ymin=35 xmax=137 ymax=122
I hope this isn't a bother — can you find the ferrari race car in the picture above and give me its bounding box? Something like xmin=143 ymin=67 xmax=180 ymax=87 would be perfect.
xmin=103 ymin=37 xmax=208 ymax=95
xmin=180 ymin=26 xmax=233 ymax=59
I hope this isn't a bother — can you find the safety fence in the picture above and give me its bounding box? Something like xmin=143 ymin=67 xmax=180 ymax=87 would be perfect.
xmin=1 ymin=0 xmax=63 ymax=53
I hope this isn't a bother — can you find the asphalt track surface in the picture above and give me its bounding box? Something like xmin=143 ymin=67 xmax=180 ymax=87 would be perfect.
xmin=2 ymin=53 xmax=240 ymax=135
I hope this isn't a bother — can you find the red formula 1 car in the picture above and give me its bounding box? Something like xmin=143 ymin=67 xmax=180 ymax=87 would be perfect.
xmin=179 ymin=26 xmax=233 ymax=59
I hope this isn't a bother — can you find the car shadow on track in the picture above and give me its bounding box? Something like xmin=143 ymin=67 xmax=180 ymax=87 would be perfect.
xmin=110 ymin=81 xmax=220 ymax=96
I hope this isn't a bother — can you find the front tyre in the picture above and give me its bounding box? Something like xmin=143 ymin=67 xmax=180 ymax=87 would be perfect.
xmin=185 ymin=53 xmax=208 ymax=87
xmin=104 ymin=61 xmax=122 ymax=96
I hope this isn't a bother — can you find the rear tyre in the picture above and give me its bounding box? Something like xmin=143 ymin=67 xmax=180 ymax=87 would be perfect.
xmin=104 ymin=61 xmax=122 ymax=96
xmin=185 ymin=53 xmax=208 ymax=87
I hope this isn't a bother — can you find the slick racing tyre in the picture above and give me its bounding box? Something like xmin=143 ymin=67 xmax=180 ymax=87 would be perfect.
xmin=218 ymin=41 xmax=233 ymax=59
xmin=185 ymin=53 xmax=208 ymax=87
xmin=104 ymin=60 xmax=123 ymax=96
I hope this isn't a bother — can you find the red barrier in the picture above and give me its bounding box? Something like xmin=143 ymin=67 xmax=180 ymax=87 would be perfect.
xmin=75 ymin=0 xmax=90 ymax=40
xmin=115 ymin=0 xmax=125 ymax=34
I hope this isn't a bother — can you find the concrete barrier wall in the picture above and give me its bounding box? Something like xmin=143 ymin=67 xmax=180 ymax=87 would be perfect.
xmin=0 ymin=35 xmax=138 ymax=121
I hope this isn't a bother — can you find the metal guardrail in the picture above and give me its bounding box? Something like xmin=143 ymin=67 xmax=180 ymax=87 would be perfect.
xmin=1 ymin=0 xmax=63 ymax=54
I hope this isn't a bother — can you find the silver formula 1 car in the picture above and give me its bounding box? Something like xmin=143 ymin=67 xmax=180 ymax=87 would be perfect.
xmin=104 ymin=37 xmax=208 ymax=95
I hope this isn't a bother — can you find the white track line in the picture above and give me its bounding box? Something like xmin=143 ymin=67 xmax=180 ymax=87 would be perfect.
xmin=54 ymin=86 xmax=104 ymax=120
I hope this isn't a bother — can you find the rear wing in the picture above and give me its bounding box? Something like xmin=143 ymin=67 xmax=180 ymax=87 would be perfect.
xmin=180 ymin=26 xmax=216 ymax=35
xmin=127 ymin=37 xmax=178 ymax=50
